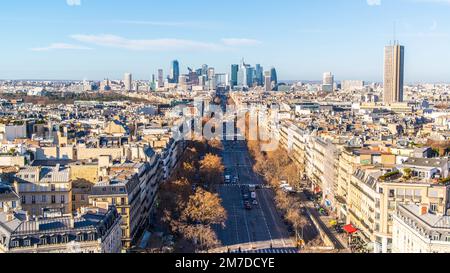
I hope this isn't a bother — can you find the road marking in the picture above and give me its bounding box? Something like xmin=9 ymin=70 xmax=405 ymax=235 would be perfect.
xmin=232 ymin=204 xmax=240 ymax=245
xmin=260 ymin=189 xmax=288 ymax=248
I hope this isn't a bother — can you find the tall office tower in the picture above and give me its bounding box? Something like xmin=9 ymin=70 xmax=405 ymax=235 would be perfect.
xmin=124 ymin=73 xmax=132 ymax=91
xmin=238 ymin=60 xmax=248 ymax=87
xmin=207 ymin=67 xmax=215 ymax=80
xmin=198 ymin=75 xmax=205 ymax=86
xmin=322 ymin=72 xmax=334 ymax=92
xmin=201 ymin=64 xmax=209 ymax=79
xmin=264 ymin=71 xmax=272 ymax=92
xmin=384 ymin=43 xmax=404 ymax=104
xmin=231 ymin=64 xmax=239 ymax=87
xmin=170 ymin=60 xmax=180 ymax=84
xmin=247 ymin=67 xmax=255 ymax=87
xmin=158 ymin=69 xmax=164 ymax=88
xmin=270 ymin=67 xmax=278 ymax=85
xmin=255 ymin=64 xmax=264 ymax=86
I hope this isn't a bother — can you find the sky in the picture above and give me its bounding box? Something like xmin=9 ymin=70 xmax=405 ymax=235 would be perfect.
xmin=0 ymin=0 xmax=450 ymax=82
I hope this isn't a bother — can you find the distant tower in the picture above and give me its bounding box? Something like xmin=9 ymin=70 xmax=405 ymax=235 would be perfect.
xmin=270 ymin=67 xmax=278 ymax=86
xmin=322 ymin=72 xmax=334 ymax=92
xmin=255 ymin=64 xmax=264 ymax=86
xmin=170 ymin=60 xmax=180 ymax=84
xmin=264 ymin=71 xmax=272 ymax=92
xmin=384 ymin=42 xmax=404 ymax=104
xmin=158 ymin=69 xmax=164 ymax=87
xmin=124 ymin=73 xmax=132 ymax=91
xmin=230 ymin=64 xmax=239 ymax=88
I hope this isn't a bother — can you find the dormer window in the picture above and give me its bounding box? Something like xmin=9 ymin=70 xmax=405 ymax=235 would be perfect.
xmin=51 ymin=236 xmax=59 ymax=244
xmin=39 ymin=237 xmax=47 ymax=245
xmin=11 ymin=240 xmax=20 ymax=248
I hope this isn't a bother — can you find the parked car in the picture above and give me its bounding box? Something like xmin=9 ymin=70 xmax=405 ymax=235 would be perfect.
xmin=244 ymin=201 xmax=252 ymax=210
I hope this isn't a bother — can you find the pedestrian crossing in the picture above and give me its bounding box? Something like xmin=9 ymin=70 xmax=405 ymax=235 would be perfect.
xmin=228 ymin=248 xmax=299 ymax=254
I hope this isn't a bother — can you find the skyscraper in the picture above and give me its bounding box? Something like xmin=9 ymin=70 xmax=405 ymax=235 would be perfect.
xmin=322 ymin=72 xmax=334 ymax=92
xmin=247 ymin=67 xmax=255 ymax=87
xmin=255 ymin=64 xmax=264 ymax=86
xmin=264 ymin=71 xmax=272 ymax=92
xmin=384 ymin=43 xmax=404 ymax=104
xmin=158 ymin=69 xmax=164 ymax=88
xmin=170 ymin=60 xmax=180 ymax=84
xmin=124 ymin=73 xmax=132 ymax=91
xmin=231 ymin=64 xmax=239 ymax=87
xmin=270 ymin=67 xmax=278 ymax=86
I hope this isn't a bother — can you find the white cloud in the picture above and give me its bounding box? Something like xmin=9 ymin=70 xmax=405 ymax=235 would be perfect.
xmin=221 ymin=38 xmax=262 ymax=46
xmin=67 ymin=34 xmax=261 ymax=52
xmin=367 ymin=0 xmax=381 ymax=6
xmin=66 ymin=0 xmax=81 ymax=6
xmin=31 ymin=43 xmax=92 ymax=51
xmin=70 ymin=34 xmax=226 ymax=51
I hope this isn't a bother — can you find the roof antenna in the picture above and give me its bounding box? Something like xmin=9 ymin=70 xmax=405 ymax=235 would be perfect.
xmin=393 ymin=21 xmax=397 ymax=45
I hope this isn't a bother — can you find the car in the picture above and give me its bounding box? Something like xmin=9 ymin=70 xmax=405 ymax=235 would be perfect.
xmin=252 ymin=199 xmax=258 ymax=206
xmin=243 ymin=194 xmax=249 ymax=200
xmin=244 ymin=201 xmax=252 ymax=210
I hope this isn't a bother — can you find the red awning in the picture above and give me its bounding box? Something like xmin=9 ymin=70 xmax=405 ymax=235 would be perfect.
xmin=343 ymin=224 xmax=358 ymax=234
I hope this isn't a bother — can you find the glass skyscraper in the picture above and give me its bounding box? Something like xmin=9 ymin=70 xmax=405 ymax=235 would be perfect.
xmin=270 ymin=67 xmax=278 ymax=85
xmin=231 ymin=64 xmax=239 ymax=87
xmin=255 ymin=64 xmax=264 ymax=86
xmin=170 ymin=60 xmax=180 ymax=84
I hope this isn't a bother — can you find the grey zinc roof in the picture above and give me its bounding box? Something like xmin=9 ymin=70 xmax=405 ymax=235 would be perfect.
xmin=403 ymin=157 xmax=448 ymax=168
xmin=0 ymin=183 xmax=20 ymax=203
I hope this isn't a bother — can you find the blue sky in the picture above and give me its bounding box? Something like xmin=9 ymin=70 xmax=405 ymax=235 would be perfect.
xmin=0 ymin=0 xmax=449 ymax=82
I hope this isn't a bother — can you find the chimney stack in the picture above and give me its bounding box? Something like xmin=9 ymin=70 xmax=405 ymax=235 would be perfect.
xmin=421 ymin=204 xmax=429 ymax=216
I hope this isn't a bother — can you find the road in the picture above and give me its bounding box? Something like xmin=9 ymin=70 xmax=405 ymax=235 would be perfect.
xmin=210 ymin=93 xmax=319 ymax=253
xmin=213 ymin=139 xmax=296 ymax=252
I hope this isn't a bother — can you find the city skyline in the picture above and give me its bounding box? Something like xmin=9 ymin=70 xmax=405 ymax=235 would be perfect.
xmin=1 ymin=0 xmax=450 ymax=82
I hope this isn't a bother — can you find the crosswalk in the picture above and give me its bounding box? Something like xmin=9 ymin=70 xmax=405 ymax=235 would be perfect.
xmin=228 ymin=248 xmax=299 ymax=254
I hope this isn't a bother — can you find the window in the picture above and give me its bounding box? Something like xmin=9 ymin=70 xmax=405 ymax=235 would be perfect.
xmin=76 ymin=234 xmax=84 ymax=242
xmin=88 ymin=233 xmax=96 ymax=241
xmin=430 ymin=203 xmax=438 ymax=213
xmin=121 ymin=198 xmax=125 ymax=205
xmin=41 ymin=195 xmax=46 ymax=203
xmin=389 ymin=190 xmax=395 ymax=198
xmin=11 ymin=240 xmax=19 ymax=248
xmin=40 ymin=237 xmax=47 ymax=245
xmin=51 ymin=184 xmax=56 ymax=192
xmin=51 ymin=195 xmax=56 ymax=204
xmin=81 ymin=195 xmax=85 ymax=201
xmin=61 ymin=195 xmax=65 ymax=204
xmin=61 ymin=235 xmax=69 ymax=243
xmin=31 ymin=196 xmax=36 ymax=204
xmin=72 ymin=195 xmax=76 ymax=201
xmin=24 ymin=239 xmax=31 ymax=247
xmin=22 ymin=196 xmax=26 ymax=204
xmin=432 ymin=234 xmax=440 ymax=241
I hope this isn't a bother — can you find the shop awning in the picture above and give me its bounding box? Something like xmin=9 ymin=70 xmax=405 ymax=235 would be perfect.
xmin=343 ymin=224 xmax=358 ymax=234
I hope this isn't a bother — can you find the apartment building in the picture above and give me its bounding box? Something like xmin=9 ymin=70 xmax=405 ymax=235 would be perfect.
xmin=348 ymin=167 xmax=450 ymax=253
xmin=13 ymin=165 xmax=72 ymax=216
xmin=0 ymin=206 xmax=122 ymax=253
xmin=393 ymin=204 xmax=450 ymax=253
xmin=89 ymin=159 xmax=160 ymax=249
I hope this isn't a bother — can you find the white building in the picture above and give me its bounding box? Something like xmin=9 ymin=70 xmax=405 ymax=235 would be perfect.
xmin=393 ymin=204 xmax=450 ymax=253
